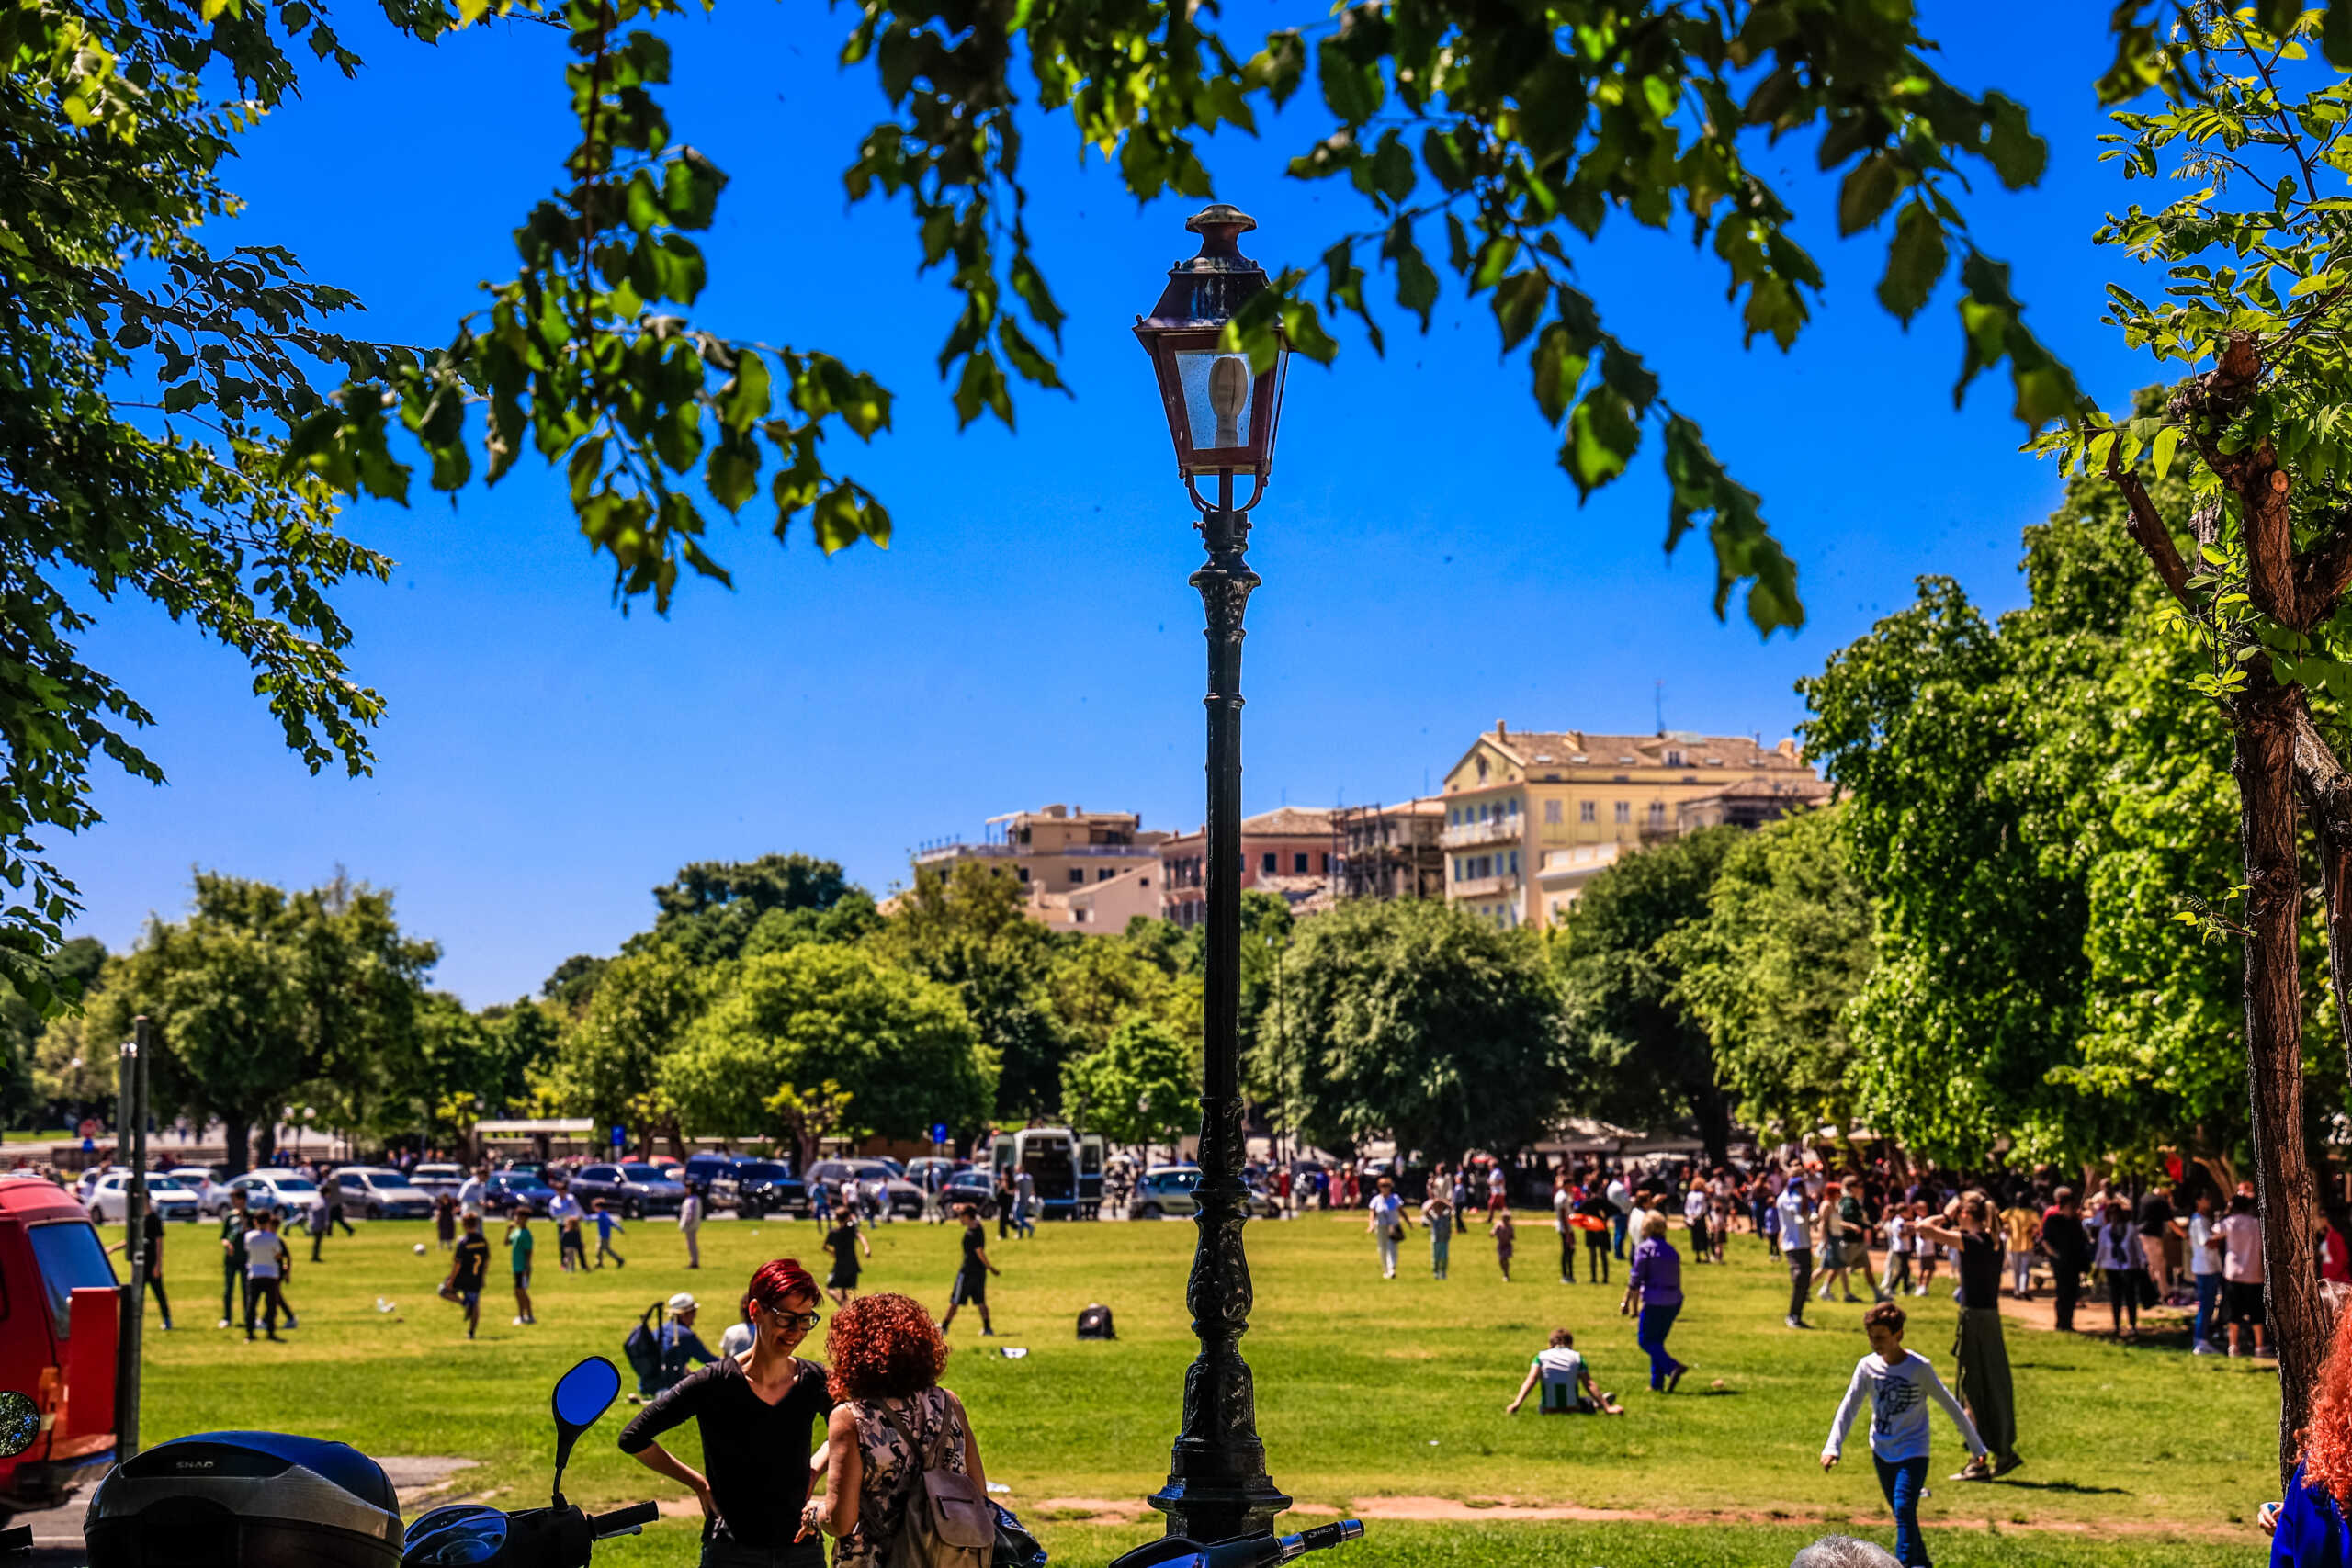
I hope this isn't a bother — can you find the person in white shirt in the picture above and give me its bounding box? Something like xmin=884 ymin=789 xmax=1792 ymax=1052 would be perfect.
xmin=2220 ymin=1191 xmax=2267 ymax=1358
xmin=1683 ymin=1185 xmax=1711 ymax=1264
xmin=1880 ymin=1206 xmax=1914 ymax=1300
xmin=678 ymin=1185 xmax=704 ymax=1270
xmin=1553 ymin=1180 xmax=1577 ymax=1284
xmin=242 ymin=1211 xmax=290 ymax=1342
xmin=1778 ymin=1174 xmax=1815 ymax=1329
xmin=2187 ymin=1190 xmax=2226 ymax=1356
xmin=457 ymin=1167 xmax=487 ymax=1215
xmin=1365 ymin=1177 xmax=1409 ymax=1280
xmin=1605 ymin=1174 xmax=1633 ymax=1259
xmin=1822 ymin=1301 xmax=1987 ymax=1568
xmin=546 ymin=1181 xmax=585 ymax=1272
xmin=1505 ymin=1327 xmax=1623 ymax=1416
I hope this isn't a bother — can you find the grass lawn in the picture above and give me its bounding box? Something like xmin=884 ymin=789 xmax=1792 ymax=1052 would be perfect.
xmin=120 ymin=1208 xmax=2275 ymax=1567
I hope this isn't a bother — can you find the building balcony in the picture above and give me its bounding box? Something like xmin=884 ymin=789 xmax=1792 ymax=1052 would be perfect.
xmin=1440 ymin=818 xmax=1522 ymax=849
xmin=1450 ymin=874 xmax=1515 ymax=899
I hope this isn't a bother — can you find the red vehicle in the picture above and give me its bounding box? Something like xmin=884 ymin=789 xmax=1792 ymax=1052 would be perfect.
xmin=0 ymin=1176 xmax=119 ymax=1517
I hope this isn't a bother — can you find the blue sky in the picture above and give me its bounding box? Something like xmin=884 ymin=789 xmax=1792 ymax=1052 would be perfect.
xmin=67 ymin=2 xmax=2161 ymax=1003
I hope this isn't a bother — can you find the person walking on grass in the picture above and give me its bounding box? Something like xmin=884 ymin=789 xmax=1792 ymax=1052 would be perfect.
xmin=1367 ymin=1177 xmax=1409 ymax=1280
xmin=1505 ymin=1328 xmax=1624 ymax=1416
xmin=825 ymin=1204 xmax=872 ymax=1304
xmin=593 ymin=1199 xmax=627 ymax=1268
xmin=1493 ymin=1207 xmax=1517 ymax=1282
xmin=1553 ymin=1179 xmax=1577 ymax=1284
xmin=1423 ymin=1190 xmax=1454 ymax=1280
xmin=680 ymin=1182 xmax=705 ymax=1270
xmin=243 ymin=1211 xmax=289 ymax=1343
xmin=1821 ymin=1301 xmax=1989 ymax=1568
xmin=1577 ymin=1186 xmax=1614 ymax=1285
xmin=938 ymin=1204 xmax=1001 ymax=1337
xmin=1911 ymin=1200 xmax=1940 ymax=1297
xmin=1880 ymin=1203 xmax=1914 ymax=1301
xmin=441 ymin=1213 xmax=490 ymax=1341
xmin=1910 ymin=1193 xmax=2019 ymax=1480
xmin=306 ymin=1190 xmax=331 ymax=1263
xmin=2041 ymin=1189 xmax=2088 ymax=1330
xmin=506 ymin=1210 xmax=537 ymax=1326
xmin=218 ymin=1188 xmax=250 ymax=1330
xmin=2188 ymin=1190 xmax=2226 ymax=1356
xmin=2093 ymin=1200 xmax=2143 ymax=1341
xmin=1815 ymin=1181 xmax=1862 ymax=1303
xmin=1621 ymin=1211 xmax=1690 ymax=1393
xmin=2000 ymin=1192 xmax=2039 ymax=1300
xmin=1683 ymin=1182 xmax=1711 ymax=1264
xmin=1780 ymin=1170 xmax=1815 ymax=1330
xmin=548 ymin=1179 xmax=586 ymax=1273
xmin=107 ymin=1203 xmax=172 ymax=1332
xmin=434 ymin=1191 xmax=458 ymax=1251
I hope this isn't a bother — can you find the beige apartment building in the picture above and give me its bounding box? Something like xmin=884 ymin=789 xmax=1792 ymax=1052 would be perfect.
xmin=1159 ymin=807 xmax=1335 ymax=928
xmin=1440 ymin=723 xmax=1829 ymax=930
xmin=913 ymin=804 xmax=1168 ymax=898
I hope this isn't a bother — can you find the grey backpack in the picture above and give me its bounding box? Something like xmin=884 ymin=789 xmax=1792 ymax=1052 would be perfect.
xmin=876 ymin=1396 xmax=993 ymax=1568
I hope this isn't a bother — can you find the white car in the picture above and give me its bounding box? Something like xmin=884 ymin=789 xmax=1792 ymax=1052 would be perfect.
xmin=84 ymin=1171 xmax=202 ymax=1224
xmin=217 ymin=1170 xmax=326 ymax=1219
xmin=165 ymin=1167 xmax=222 ymax=1209
xmin=409 ymin=1163 xmax=467 ymax=1198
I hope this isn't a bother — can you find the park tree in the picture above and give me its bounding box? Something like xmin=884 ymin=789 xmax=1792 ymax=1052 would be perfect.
xmin=1551 ymin=826 xmax=1742 ymax=1162
xmin=8 ymin=0 xmax=2231 ymax=1008
xmin=541 ymin=955 xmax=611 ymax=1015
xmin=1266 ymin=898 xmax=1564 ymax=1160
xmin=65 ymin=874 xmax=435 ymax=1170
xmin=1663 ymin=807 xmax=1871 ymax=1145
xmin=875 ymin=862 xmax=1066 ymax=1117
xmin=1 ymin=938 xmax=104 ymax=1127
xmin=628 ymin=854 xmax=873 ymax=965
xmin=548 ymin=946 xmax=707 ymax=1155
xmin=1061 ymin=1018 xmax=1197 ymax=1156
xmin=661 ymin=943 xmax=992 ymax=1170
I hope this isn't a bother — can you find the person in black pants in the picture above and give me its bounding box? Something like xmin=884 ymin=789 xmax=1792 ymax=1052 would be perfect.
xmin=2041 ymin=1188 xmax=2089 ymax=1332
xmin=108 ymin=1205 xmax=172 ymax=1331
xmin=217 ymin=1189 xmax=249 ymax=1330
xmin=322 ymin=1168 xmax=356 ymax=1236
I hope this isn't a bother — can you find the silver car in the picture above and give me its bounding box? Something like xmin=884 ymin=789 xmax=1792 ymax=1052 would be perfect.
xmin=332 ymin=1167 xmax=435 ymax=1220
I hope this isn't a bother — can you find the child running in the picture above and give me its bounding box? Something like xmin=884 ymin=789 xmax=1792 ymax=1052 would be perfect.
xmin=592 ymin=1199 xmax=627 ymax=1269
xmin=822 ymin=1203 xmax=872 ymax=1303
xmin=441 ymin=1213 xmax=490 ymax=1340
xmin=505 ymin=1211 xmax=537 ymax=1325
xmin=1821 ymin=1301 xmax=1988 ymax=1568
xmin=1493 ymin=1208 xmax=1516 ymax=1282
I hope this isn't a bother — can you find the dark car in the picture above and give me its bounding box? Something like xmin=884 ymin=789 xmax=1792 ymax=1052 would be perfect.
xmin=569 ymin=1161 xmax=687 ymax=1218
xmin=732 ymin=1161 xmax=808 ymax=1219
xmin=484 ymin=1171 xmax=557 ymax=1217
xmin=681 ymin=1154 xmax=743 ymax=1208
xmin=941 ymin=1168 xmax=998 ymax=1219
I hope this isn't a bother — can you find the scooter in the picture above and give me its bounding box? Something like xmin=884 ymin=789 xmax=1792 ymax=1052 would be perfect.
xmin=0 ymin=1390 xmax=36 ymax=1556
xmin=401 ymin=1357 xmax=656 ymax=1568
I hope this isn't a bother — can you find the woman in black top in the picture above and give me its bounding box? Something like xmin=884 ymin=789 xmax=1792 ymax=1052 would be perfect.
xmin=620 ymin=1258 xmax=835 ymax=1568
xmin=824 ymin=1208 xmax=872 ymax=1304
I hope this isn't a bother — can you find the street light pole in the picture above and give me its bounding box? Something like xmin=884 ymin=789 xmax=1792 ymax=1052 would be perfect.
xmin=1125 ymin=206 xmax=1295 ymax=1553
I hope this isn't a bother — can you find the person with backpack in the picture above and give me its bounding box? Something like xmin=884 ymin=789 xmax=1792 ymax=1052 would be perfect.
xmin=799 ymin=1292 xmax=992 ymax=1568
xmin=622 ymin=1258 xmax=835 ymax=1568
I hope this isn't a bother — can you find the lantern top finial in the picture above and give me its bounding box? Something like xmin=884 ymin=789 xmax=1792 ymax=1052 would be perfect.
xmin=1186 ymin=203 xmax=1257 ymax=238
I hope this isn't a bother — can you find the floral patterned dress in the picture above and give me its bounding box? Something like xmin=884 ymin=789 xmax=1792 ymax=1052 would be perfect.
xmin=835 ymin=1386 xmax=967 ymax=1568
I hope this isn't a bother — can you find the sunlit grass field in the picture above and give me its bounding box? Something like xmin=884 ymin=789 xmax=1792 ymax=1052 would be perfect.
xmin=116 ymin=1206 xmax=2275 ymax=1567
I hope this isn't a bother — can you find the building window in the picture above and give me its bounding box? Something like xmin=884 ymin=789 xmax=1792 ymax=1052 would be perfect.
xmin=1665 ymin=749 xmax=1684 ymax=767
xmin=1098 ymin=868 xmax=1114 ymax=881
xmin=1614 ymin=801 xmax=1631 ymax=824
xmin=1579 ymin=801 xmax=1596 ymax=824
xmin=1647 ymin=803 xmax=1667 ymax=828
xmin=1015 ymin=866 xmax=1030 ymax=882
xmin=1319 ymin=852 xmax=1329 ymax=873
xmin=1476 ymin=758 xmax=1488 ymax=781
xmin=1544 ymin=800 xmax=1562 ymax=825
xmin=1141 ymin=877 xmax=1151 ymax=888
xmin=1261 ymin=852 xmax=1277 ymax=874
xmin=1508 ymin=850 xmax=1519 ymax=875
xmin=1508 ymin=797 xmax=1520 ymax=817
xmin=1069 ymin=868 xmax=1084 ymax=884
xmin=1293 ymin=852 xmax=1309 ymax=874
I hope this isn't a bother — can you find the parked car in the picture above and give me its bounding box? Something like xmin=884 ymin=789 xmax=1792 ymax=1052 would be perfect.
xmin=940 ymin=1168 xmax=997 ymax=1219
xmin=902 ymin=1156 xmax=961 ymax=1194
xmin=497 ymin=1159 xmax=547 ymax=1180
xmin=331 ymin=1167 xmax=435 ymax=1221
xmin=408 ymin=1163 xmax=468 ymax=1199
xmin=1131 ymin=1166 xmax=1204 ymax=1220
xmin=680 ymin=1154 xmax=743 ymax=1208
xmin=83 ymin=1172 xmax=201 ymax=1225
xmin=163 ymin=1168 xmax=222 ymax=1211
xmin=804 ymin=1159 xmax=922 ymax=1219
xmin=484 ymin=1170 xmax=557 ymax=1217
xmin=567 ymin=1161 xmax=687 ymax=1218
xmin=730 ymin=1160 xmax=807 ymax=1218
xmin=217 ymin=1171 xmax=325 ymax=1220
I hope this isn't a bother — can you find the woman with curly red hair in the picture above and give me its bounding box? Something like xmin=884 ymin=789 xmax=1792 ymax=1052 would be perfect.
xmin=797 ymin=1292 xmax=988 ymax=1568
xmin=621 ymin=1258 xmax=835 ymax=1568
xmin=2274 ymin=1297 xmax=2352 ymax=1564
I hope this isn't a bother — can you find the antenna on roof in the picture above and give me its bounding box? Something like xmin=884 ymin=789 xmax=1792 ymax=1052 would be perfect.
xmin=1655 ymin=680 xmax=1665 ymax=738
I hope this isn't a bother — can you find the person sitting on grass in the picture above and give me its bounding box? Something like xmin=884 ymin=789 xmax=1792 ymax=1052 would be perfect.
xmin=1504 ymin=1328 xmax=1624 ymax=1416
xmin=1821 ymin=1301 xmax=1988 ymax=1568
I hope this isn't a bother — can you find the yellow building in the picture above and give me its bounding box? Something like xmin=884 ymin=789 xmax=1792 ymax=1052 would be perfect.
xmin=1439 ymin=723 xmax=1829 ymax=930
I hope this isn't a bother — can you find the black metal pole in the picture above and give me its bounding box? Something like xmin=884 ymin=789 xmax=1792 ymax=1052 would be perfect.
xmin=1133 ymin=473 xmax=1291 ymax=1546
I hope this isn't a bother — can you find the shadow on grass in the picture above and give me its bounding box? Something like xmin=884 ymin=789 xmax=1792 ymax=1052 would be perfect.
xmin=1988 ymin=1479 xmax=2131 ymax=1495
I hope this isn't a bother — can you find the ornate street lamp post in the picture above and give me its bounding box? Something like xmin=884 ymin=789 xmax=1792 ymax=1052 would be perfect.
xmin=1119 ymin=204 xmax=1293 ymax=1558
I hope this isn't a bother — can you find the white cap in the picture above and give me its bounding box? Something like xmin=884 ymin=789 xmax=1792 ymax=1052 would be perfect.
xmin=668 ymin=1292 xmax=698 ymax=1313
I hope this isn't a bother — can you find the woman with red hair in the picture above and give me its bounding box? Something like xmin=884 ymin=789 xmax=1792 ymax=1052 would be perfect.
xmin=2276 ymin=1300 xmax=2352 ymax=1564
xmin=620 ymin=1258 xmax=835 ymax=1568
xmin=797 ymin=1292 xmax=988 ymax=1568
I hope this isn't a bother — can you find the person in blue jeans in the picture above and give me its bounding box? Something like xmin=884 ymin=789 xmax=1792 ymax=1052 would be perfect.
xmin=1620 ymin=1212 xmax=1689 ymax=1393
xmin=2187 ymin=1190 xmax=2226 ymax=1355
xmin=1822 ymin=1301 xmax=1988 ymax=1568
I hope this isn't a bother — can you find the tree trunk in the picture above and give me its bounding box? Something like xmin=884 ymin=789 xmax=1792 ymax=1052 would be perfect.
xmin=223 ymin=1117 xmax=252 ymax=1178
xmin=2238 ymin=678 xmax=2326 ymax=1486
xmin=254 ymin=1122 xmax=277 ymax=1168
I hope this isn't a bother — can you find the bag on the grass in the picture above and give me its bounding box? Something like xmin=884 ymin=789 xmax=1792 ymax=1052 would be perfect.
xmin=622 ymin=1300 xmax=665 ymax=1384
xmin=990 ymin=1502 xmax=1048 ymax=1568
xmin=1075 ymin=1303 xmax=1115 ymax=1340
xmin=876 ymin=1398 xmax=993 ymax=1568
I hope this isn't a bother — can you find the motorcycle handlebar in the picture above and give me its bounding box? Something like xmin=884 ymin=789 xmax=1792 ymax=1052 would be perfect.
xmin=590 ymin=1502 xmax=660 ymax=1537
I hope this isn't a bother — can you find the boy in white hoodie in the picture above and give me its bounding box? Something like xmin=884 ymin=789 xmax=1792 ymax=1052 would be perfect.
xmin=1822 ymin=1301 xmax=1988 ymax=1568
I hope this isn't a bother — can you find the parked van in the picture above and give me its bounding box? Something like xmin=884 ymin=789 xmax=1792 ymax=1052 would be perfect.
xmin=0 ymin=1176 xmax=119 ymax=1517
xmin=988 ymin=1127 xmax=1106 ymax=1220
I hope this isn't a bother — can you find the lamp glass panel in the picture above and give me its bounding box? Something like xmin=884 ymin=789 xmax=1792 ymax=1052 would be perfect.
xmin=1174 ymin=349 xmax=1256 ymax=454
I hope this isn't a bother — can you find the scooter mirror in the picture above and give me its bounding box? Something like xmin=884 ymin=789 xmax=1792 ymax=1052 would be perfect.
xmin=0 ymin=1392 xmax=35 ymax=1459
xmin=548 ymin=1356 xmax=623 ymax=1501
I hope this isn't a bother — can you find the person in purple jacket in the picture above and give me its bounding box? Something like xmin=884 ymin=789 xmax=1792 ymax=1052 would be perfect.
xmin=1619 ymin=1210 xmax=1690 ymax=1393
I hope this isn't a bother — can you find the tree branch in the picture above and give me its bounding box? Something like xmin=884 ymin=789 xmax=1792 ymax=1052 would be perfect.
xmin=2105 ymin=444 xmax=2195 ymax=608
